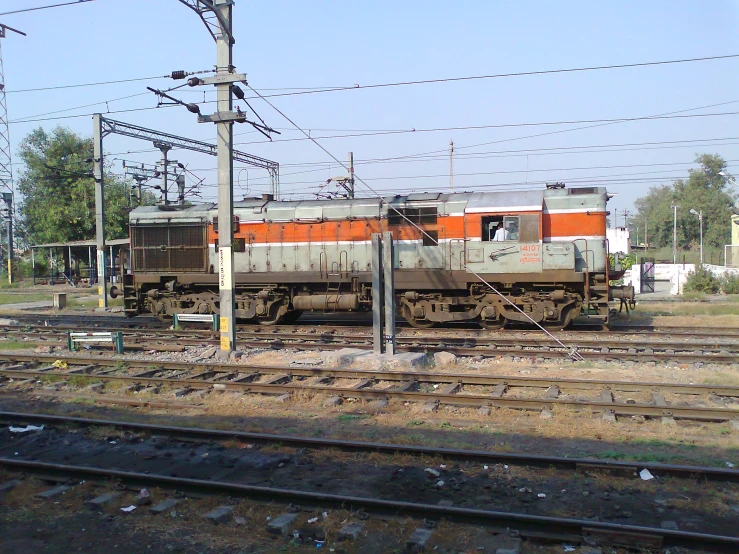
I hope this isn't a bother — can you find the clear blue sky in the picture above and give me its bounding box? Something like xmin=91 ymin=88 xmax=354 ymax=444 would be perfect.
xmin=2 ymin=0 xmax=738 ymax=228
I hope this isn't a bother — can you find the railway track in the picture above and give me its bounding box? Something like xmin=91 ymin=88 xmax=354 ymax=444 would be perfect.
xmin=2 ymin=324 xmax=739 ymax=364
xmin=5 ymin=312 xmax=739 ymax=338
xmin=1 ymin=354 xmax=737 ymax=423
xmin=0 ymin=411 xmax=737 ymax=552
xmin=2 ymin=410 xmax=737 ymax=481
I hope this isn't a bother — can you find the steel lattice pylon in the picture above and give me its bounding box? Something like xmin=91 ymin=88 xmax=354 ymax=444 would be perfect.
xmin=0 ymin=38 xmax=13 ymax=199
xmin=0 ymin=24 xmax=24 ymax=266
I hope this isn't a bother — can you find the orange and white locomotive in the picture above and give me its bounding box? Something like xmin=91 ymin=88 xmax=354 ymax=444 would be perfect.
xmin=121 ymin=184 xmax=633 ymax=328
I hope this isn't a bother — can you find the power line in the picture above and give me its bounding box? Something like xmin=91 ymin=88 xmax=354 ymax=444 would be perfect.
xmin=7 ymin=104 xmax=177 ymax=125
xmin=9 ymin=92 xmax=149 ymax=123
xmin=232 ymin=111 xmax=739 ymax=146
xmin=0 ymin=0 xmax=95 ymax=17
xmin=257 ymin=136 xmax=739 ymax=170
xmin=7 ymin=53 xmax=738 ymax=97
xmin=378 ymin=99 xmax=739 ymax=161
xmin=5 ymin=74 xmax=171 ymax=94
xmin=240 ymin=53 xmax=739 ymax=101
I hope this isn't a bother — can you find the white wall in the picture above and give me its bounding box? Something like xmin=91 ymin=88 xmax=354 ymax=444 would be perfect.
xmin=607 ymin=227 xmax=630 ymax=254
xmin=625 ymin=263 xmax=739 ymax=295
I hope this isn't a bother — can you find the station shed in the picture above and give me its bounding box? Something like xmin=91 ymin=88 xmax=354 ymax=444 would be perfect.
xmin=30 ymin=238 xmax=130 ymax=286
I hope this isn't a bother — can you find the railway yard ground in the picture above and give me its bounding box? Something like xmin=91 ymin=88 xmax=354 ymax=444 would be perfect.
xmin=0 ymin=289 xmax=738 ymax=553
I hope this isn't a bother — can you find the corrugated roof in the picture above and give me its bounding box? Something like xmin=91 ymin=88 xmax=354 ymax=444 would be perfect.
xmin=31 ymin=238 xmax=129 ymax=249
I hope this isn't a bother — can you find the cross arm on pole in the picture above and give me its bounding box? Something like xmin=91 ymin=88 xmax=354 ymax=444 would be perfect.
xmin=175 ymin=0 xmax=234 ymax=44
xmin=98 ymin=116 xmax=279 ymax=180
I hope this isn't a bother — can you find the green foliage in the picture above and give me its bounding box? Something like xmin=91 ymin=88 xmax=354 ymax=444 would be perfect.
xmin=16 ymin=126 xmax=141 ymax=246
xmin=720 ymin=273 xmax=739 ymax=295
xmin=630 ymin=154 xmax=736 ymax=251
xmin=609 ymin=252 xmax=636 ymax=271
xmin=683 ymin=265 xmax=721 ymax=294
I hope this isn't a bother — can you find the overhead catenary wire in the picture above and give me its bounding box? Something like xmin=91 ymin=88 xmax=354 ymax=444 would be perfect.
xmin=245 ymin=84 xmax=586 ymax=360
xmin=8 ymin=52 xmax=738 ymax=96
xmin=230 ymin=110 xmax=739 ymax=147
xmin=61 ymin=134 xmax=736 ymax=172
xmin=239 ymin=53 xmax=739 ymax=101
xmin=0 ymin=0 xmax=95 ymax=17
xmin=381 ymin=99 xmax=739 ymax=161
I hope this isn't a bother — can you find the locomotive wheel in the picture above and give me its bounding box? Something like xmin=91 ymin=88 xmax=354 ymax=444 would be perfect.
xmin=402 ymin=306 xmax=435 ymax=329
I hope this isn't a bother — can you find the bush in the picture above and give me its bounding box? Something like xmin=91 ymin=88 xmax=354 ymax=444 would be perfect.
xmin=720 ymin=273 xmax=739 ymax=295
xmin=683 ymin=265 xmax=721 ymax=294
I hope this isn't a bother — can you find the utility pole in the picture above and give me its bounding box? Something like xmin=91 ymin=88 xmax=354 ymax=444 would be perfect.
xmin=449 ymin=139 xmax=454 ymax=193
xmin=214 ymin=0 xmax=236 ymax=351
xmin=672 ymin=205 xmax=677 ymax=264
xmin=92 ymin=113 xmax=107 ymax=308
xmin=177 ymin=173 xmax=186 ymax=206
xmin=348 ymin=152 xmax=354 ymax=199
xmin=154 ymin=142 xmax=172 ymax=205
xmin=178 ymin=0 xmax=278 ymax=351
xmin=0 ymin=24 xmax=24 ymax=283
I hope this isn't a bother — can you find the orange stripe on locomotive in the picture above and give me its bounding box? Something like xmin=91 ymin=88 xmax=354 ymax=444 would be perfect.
xmin=207 ymin=209 xmax=605 ymax=244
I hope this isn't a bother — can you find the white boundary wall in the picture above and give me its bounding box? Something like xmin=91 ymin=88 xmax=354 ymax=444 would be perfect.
xmin=624 ymin=264 xmax=739 ymax=295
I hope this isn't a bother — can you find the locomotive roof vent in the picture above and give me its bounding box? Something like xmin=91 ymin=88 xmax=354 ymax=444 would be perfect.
xmin=262 ymin=193 xmax=274 ymax=201
xmin=568 ymin=187 xmax=597 ymax=195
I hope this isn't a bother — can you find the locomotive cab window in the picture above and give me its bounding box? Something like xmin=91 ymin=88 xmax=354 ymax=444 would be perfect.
xmin=482 ymin=214 xmax=539 ymax=242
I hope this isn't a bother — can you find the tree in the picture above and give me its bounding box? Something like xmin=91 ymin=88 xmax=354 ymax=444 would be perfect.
xmin=16 ymin=127 xmax=134 ymax=246
xmin=629 ymin=154 xmax=736 ymax=250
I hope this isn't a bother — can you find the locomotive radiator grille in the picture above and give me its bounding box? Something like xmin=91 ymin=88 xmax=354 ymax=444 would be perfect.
xmin=132 ymin=224 xmax=207 ymax=272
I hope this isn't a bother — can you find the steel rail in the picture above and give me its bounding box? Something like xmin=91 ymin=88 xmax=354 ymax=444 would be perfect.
xmin=2 ymin=410 xmax=738 ymax=482
xmin=2 ymin=353 xmax=739 ymax=396
xmin=2 ymin=332 xmax=738 ymax=363
xmin=4 ymin=313 xmax=739 ymax=338
xmin=3 ymin=326 xmax=737 ymax=354
xmin=0 ymin=458 xmax=736 ymax=552
xmin=1 ymin=366 xmax=737 ymax=422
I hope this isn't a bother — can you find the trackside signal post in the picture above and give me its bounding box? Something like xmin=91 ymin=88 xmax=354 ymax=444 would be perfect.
xmin=371 ymin=232 xmax=396 ymax=354
xmin=186 ymin=0 xmax=240 ymax=351
xmin=93 ymin=113 xmax=107 ymax=308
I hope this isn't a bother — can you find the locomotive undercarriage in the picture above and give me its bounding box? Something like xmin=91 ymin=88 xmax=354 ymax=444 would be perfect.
xmin=131 ymin=279 xmax=593 ymax=329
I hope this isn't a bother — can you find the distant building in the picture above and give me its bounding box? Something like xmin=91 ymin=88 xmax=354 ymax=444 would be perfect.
xmin=607 ymin=227 xmax=630 ymax=255
xmin=728 ymin=215 xmax=739 ymax=267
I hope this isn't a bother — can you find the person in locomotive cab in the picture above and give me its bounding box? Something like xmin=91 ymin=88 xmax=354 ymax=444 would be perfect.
xmin=493 ymin=222 xmax=510 ymax=241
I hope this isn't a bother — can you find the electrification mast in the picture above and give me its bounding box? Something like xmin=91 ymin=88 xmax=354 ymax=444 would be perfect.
xmin=0 ymin=23 xmax=24 ymax=282
xmin=177 ymin=0 xmax=278 ymax=352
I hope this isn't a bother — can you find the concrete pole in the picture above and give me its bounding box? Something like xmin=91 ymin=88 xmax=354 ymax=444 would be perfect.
xmin=177 ymin=173 xmax=186 ymax=207
xmin=382 ymin=232 xmax=396 ymax=355
xmin=215 ymin=0 xmax=236 ymax=351
xmin=348 ymin=152 xmax=354 ymax=199
xmin=371 ymin=233 xmax=383 ymax=354
xmin=699 ymin=211 xmax=703 ymax=265
xmin=92 ymin=113 xmax=107 ymax=308
xmin=156 ymin=143 xmax=172 ymax=205
xmin=449 ymin=139 xmax=454 ymax=193
xmin=672 ymin=205 xmax=677 ymax=264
